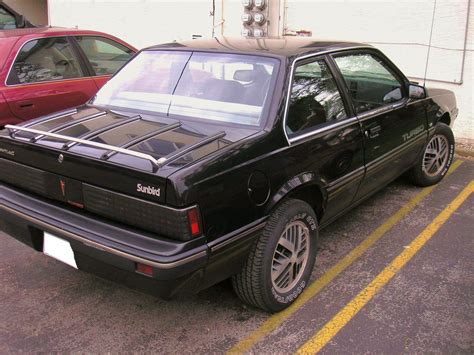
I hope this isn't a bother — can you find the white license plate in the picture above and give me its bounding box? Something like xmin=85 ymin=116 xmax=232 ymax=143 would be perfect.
xmin=43 ymin=232 xmax=78 ymax=269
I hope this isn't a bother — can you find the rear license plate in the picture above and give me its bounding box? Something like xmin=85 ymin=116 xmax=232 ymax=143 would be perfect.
xmin=43 ymin=232 xmax=78 ymax=269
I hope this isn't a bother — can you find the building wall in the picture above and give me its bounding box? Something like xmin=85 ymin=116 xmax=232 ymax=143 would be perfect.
xmin=282 ymin=0 xmax=473 ymax=141
xmin=48 ymin=0 xmax=473 ymax=140
xmin=4 ymin=0 xmax=48 ymax=26
xmin=48 ymin=0 xmax=214 ymax=49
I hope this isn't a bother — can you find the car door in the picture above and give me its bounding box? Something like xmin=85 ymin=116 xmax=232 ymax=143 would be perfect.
xmin=72 ymin=35 xmax=135 ymax=90
xmin=3 ymin=36 xmax=98 ymax=122
xmin=284 ymin=55 xmax=365 ymax=224
xmin=331 ymin=50 xmax=427 ymax=201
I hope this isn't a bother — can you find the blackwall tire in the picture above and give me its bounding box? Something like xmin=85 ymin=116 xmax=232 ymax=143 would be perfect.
xmin=232 ymin=199 xmax=318 ymax=312
xmin=410 ymin=123 xmax=455 ymax=187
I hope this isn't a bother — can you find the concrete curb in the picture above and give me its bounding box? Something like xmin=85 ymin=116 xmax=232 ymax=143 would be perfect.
xmin=455 ymin=138 xmax=474 ymax=159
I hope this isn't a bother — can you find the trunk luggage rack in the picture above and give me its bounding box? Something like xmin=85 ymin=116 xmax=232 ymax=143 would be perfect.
xmin=5 ymin=124 xmax=226 ymax=172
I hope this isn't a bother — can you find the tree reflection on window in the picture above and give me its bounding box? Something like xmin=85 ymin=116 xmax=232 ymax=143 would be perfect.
xmin=287 ymin=59 xmax=347 ymax=137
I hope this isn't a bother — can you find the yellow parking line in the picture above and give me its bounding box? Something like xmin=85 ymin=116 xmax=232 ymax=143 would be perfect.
xmin=297 ymin=179 xmax=474 ymax=354
xmin=228 ymin=160 xmax=463 ymax=354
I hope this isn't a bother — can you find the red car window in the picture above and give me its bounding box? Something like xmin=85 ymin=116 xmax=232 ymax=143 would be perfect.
xmin=7 ymin=37 xmax=85 ymax=85
xmin=75 ymin=36 xmax=134 ymax=76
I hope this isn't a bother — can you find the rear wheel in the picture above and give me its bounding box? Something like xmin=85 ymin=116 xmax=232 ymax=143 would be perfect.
xmin=410 ymin=123 xmax=455 ymax=187
xmin=232 ymin=199 xmax=318 ymax=312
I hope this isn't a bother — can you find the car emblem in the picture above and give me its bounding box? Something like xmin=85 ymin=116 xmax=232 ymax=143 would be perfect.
xmin=59 ymin=179 xmax=66 ymax=197
xmin=58 ymin=154 xmax=64 ymax=163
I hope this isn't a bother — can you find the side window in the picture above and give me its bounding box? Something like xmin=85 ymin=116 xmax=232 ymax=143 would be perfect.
xmin=0 ymin=5 xmax=17 ymax=29
xmin=286 ymin=59 xmax=347 ymax=137
xmin=334 ymin=53 xmax=404 ymax=114
xmin=7 ymin=37 xmax=84 ymax=85
xmin=75 ymin=36 xmax=134 ymax=76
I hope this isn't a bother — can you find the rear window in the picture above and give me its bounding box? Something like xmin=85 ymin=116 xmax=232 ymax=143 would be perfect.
xmin=93 ymin=51 xmax=279 ymax=127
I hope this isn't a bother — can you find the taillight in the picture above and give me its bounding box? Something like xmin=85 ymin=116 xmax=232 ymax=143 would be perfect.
xmin=187 ymin=207 xmax=201 ymax=237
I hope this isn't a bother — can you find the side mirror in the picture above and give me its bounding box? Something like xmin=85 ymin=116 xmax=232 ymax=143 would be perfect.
xmin=409 ymin=84 xmax=426 ymax=99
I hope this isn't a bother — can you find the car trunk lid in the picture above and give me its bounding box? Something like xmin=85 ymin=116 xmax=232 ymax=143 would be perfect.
xmin=0 ymin=105 xmax=259 ymax=204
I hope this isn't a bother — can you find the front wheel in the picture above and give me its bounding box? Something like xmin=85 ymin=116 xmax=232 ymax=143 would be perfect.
xmin=410 ymin=123 xmax=455 ymax=187
xmin=232 ymin=199 xmax=318 ymax=312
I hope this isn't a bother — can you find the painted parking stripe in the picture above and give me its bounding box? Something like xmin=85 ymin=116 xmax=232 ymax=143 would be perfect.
xmin=228 ymin=159 xmax=463 ymax=353
xmin=297 ymin=179 xmax=474 ymax=354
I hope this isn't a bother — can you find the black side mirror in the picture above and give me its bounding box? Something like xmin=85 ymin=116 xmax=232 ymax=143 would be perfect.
xmin=409 ymin=84 xmax=426 ymax=99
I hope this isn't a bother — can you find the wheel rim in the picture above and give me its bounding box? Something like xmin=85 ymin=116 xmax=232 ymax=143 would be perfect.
xmin=422 ymin=134 xmax=449 ymax=177
xmin=271 ymin=220 xmax=310 ymax=294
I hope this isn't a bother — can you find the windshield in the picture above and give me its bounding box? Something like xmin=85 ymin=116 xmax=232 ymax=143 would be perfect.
xmin=93 ymin=51 xmax=279 ymax=126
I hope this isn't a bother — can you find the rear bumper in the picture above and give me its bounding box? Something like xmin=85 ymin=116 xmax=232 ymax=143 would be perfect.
xmin=0 ymin=184 xmax=265 ymax=297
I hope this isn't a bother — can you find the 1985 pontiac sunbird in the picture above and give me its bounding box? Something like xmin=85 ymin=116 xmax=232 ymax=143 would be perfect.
xmin=0 ymin=37 xmax=457 ymax=312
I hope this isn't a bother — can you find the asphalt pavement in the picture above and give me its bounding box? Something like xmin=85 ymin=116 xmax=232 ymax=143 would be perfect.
xmin=1 ymin=159 xmax=473 ymax=353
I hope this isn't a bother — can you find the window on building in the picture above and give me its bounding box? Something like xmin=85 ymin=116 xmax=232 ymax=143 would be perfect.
xmin=286 ymin=58 xmax=347 ymax=137
xmin=334 ymin=53 xmax=404 ymax=114
xmin=0 ymin=5 xmax=17 ymax=29
xmin=75 ymin=36 xmax=134 ymax=76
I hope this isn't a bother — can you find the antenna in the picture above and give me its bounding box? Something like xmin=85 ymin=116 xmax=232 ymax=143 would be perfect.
xmin=423 ymin=0 xmax=437 ymax=86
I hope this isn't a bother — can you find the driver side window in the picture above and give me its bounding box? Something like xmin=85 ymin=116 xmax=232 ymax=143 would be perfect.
xmin=7 ymin=37 xmax=84 ymax=85
xmin=333 ymin=53 xmax=404 ymax=114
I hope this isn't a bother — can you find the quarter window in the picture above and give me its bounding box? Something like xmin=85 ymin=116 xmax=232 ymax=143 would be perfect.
xmin=286 ymin=59 xmax=347 ymax=137
xmin=7 ymin=37 xmax=84 ymax=85
xmin=75 ymin=36 xmax=134 ymax=76
xmin=334 ymin=53 xmax=404 ymax=114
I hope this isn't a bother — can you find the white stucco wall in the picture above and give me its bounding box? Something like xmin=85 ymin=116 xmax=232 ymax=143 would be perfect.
xmin=48 ymin=0 xmax=473 ymax=140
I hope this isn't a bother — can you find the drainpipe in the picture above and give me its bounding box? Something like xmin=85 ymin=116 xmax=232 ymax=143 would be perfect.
xmin=458 ymin=0 xmax=471 ymax=85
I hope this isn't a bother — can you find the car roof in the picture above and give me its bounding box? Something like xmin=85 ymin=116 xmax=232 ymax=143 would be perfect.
xmin=145 ymin=36 xmax=371 ymax=58
xmin=0 ymin=26 xmax=114 ymax=39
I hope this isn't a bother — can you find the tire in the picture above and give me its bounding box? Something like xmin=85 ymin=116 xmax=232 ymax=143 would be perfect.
xmin=410 ymin=123 xmax=455 ymax=187
xmin=232 ymin=199 xmax=318 ymax=312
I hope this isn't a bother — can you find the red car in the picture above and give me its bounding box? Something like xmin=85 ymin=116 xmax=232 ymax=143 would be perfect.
xmin=0 ymin=27 xmax=136 ymax=127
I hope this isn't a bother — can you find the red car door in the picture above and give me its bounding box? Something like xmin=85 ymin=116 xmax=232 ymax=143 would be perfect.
xmin=2 ymin=36 xmax=98 ymax=122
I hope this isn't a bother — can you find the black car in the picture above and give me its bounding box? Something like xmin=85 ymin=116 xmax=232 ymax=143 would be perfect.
xmin=0 ymin=37 xmax=457 ymax=312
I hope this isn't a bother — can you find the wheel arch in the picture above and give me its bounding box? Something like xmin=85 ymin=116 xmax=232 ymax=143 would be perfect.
xmin=439 ymin=112 xmax=451 ymax=126
xmin=265 ymin=172 xmax=328 ymax=222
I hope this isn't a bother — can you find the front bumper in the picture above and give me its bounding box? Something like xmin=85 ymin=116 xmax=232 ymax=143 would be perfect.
xmin=0 ymin=184 xmax=265 ymax=298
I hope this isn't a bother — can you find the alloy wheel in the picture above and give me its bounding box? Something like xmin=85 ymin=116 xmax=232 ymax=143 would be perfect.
xmin=422 ymin=134 xmax=449 ymax=177
xmin=271 ymin=220 xmax=310 ymax=293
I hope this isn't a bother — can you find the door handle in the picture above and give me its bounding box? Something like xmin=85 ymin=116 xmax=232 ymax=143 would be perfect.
xmin=17 ymin=101 xmax=34 ymax=109
xmin=365 ymin=125 xmax=382 ymax=138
